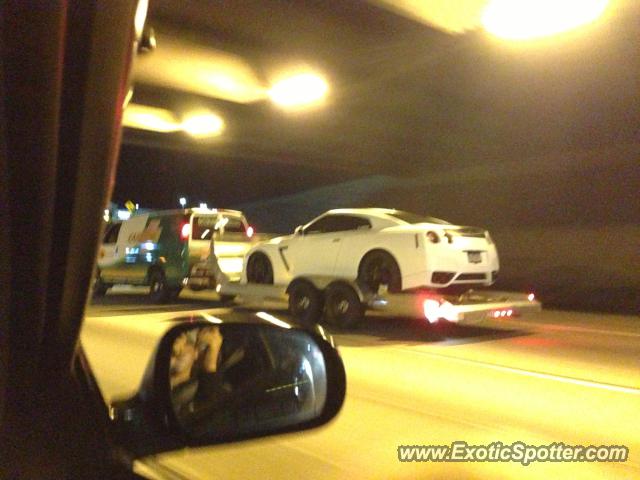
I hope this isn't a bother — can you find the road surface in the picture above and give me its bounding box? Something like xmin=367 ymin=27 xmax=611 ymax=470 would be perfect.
xmin=83 ymin=289 xmax=640 ymax=479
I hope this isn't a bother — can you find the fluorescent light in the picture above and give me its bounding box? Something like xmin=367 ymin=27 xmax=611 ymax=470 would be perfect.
xmin=182 ymin=112 xmax=225 ymax=137
xmin=482 ymin=0 xmax=609 ymax=40
xmin=122 ymin=103 xmax=181 ymax=133
xmin=269 ymin=73 xmax=328 ymax=109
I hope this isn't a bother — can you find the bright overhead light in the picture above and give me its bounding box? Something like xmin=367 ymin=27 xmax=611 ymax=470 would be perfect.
xmin=482 ymin=0 xmax=609 ymax=40
xmin=268 ymin=73 xmax=329 ymax=109
xmin=181 ymin=112 xmax=225 ymax=137
xmin=122 ymin=103 xmax=181 ymax=133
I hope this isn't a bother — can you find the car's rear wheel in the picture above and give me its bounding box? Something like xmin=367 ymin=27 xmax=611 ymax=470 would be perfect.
xmin=358 ymin=250 xmax=402 ymax=294
xmin=323 ymin=282 xmax=364 ymax=329
xmin=149 ymin=269 xmax=174 ymax=303
xmin=92 ymin=270 xmax=111 ymax=296
xmin=246 ymin=253 xmax=274 ymax=284
xmin=288 ymin=279 xmax=323 ymax=326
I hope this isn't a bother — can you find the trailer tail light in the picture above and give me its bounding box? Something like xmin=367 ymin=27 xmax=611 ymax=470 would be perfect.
xmin=423 ymin=299 xmax=440 ymax=324
xmin=246 ymin=226 xmax=254 ymax=238
xmin=422 ymin=297 xmax=458 ymax=323
xmin=180 ymin=222 xmax=191 ymax=240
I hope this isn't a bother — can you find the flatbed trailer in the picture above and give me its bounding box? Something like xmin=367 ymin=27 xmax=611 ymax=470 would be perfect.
xmin=211 ymin=275 xmax=541 ymax=328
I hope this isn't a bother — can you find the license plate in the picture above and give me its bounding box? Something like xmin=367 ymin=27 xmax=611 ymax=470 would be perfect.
xmin=467 ymin=251 xmax=482 ymax=264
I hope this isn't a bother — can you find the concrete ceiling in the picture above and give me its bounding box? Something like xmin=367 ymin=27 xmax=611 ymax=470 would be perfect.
xmin=117 ymin=0 xmax=640 ymax=206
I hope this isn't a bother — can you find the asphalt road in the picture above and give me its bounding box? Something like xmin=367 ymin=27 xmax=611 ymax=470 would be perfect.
xmin=83 ymin=289 xmax=640 ymax=479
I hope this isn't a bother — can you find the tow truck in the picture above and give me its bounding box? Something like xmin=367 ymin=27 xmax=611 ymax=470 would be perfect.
xmin=186 ymin=251 xmax=541 ymax=328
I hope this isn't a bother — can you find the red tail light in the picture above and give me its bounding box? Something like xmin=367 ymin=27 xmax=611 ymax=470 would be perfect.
xmin=246 ymin=225 xmax=254 ymax=238
xmin=180 ymin=222 xmax=191 ymax=240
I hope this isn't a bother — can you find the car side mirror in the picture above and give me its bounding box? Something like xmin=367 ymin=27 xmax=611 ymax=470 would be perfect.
xmin=294 ymin=225 xmax=303 ymax=235
xmin=109 ymin=320 xmax=346 ymax=458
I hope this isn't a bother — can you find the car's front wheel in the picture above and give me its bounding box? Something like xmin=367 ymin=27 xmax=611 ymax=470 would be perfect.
xmin=358 ymin=250 xmax=402 ymax=294
xmin=246 ymin=252 xmax=274 ymax=284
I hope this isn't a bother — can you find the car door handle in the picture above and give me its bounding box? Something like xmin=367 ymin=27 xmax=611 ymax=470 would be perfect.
xmin=332 ymin=238 xmax=341 ymax=243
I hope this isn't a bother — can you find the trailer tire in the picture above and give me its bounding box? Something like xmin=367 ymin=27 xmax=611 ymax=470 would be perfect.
xmin=288 ymin=280 xmax=323 ymax=327
xmin=324 ymin=282 xmax=364 ymax=329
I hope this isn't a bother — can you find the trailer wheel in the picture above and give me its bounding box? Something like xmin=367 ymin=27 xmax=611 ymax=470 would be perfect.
xmin=288 ymin=280 xmax=323 ymax=327
xmin=324 ymin=282 xmax=364 ymax=329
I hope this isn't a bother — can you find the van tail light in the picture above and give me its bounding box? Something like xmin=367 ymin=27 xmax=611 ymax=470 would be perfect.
xmin=180 ymin=222 xmax=191 ymax=240
xmin=246 ymin=226 xmax=254 ymax=238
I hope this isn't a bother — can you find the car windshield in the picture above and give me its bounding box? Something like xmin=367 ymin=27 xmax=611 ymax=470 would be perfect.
xmin=386 ymin=211 xmax=450 ymax=225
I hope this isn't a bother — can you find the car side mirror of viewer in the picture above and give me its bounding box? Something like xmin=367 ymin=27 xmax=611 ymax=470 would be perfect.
xmin=109 ymin=321 xmax=346 ymax=459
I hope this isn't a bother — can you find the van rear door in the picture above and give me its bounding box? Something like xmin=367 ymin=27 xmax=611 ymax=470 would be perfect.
xmin=189 ymin=213 xmax=218 ymax=266
xmin=213 ymin=213 xmax=251 ymax=279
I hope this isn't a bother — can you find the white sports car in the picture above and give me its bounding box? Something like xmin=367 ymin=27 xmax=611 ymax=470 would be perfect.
xmin=242 ymin=208 xmax=499 ymax=292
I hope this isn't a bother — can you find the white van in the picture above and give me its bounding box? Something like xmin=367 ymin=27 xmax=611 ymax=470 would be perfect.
xmin=95 ymin=208 xmax=255 ymax=301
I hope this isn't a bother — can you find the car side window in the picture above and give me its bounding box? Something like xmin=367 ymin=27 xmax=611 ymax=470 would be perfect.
xmin=103 ymin=223 xmax=121 ymax=244
xmin=338 ymin=216 xmax=371 ymax=231
xmin=304 ymin=216 xmax=341 ymax=234
xmin=304 ymin=215 xmax=371 ymax=235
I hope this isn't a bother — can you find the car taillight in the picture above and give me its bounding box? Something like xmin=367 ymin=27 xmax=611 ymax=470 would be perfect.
xmin=426 ymin=231 xmax=440 ymax=243
xmin=180 ymin=222 xmax=191 ymax=240
xmin=246 ymin=226 xmax=254 ymax=238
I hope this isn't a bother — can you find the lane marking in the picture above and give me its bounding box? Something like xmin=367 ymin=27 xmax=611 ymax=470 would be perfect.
xmin=527 ymin=322 xmax=640 ymax=339
xmin=391 ymin=347 xmax=640 ymax=396
xmin=85 ymin=307 xmax=233 ymax=322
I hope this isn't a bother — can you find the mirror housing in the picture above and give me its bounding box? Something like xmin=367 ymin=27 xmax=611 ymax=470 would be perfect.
xmin=109 ymin=320 xmax=346 ymax=459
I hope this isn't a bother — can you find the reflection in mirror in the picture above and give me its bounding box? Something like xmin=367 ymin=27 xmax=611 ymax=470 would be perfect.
xmin=169 ymin=323 xmax=327 ymax=440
